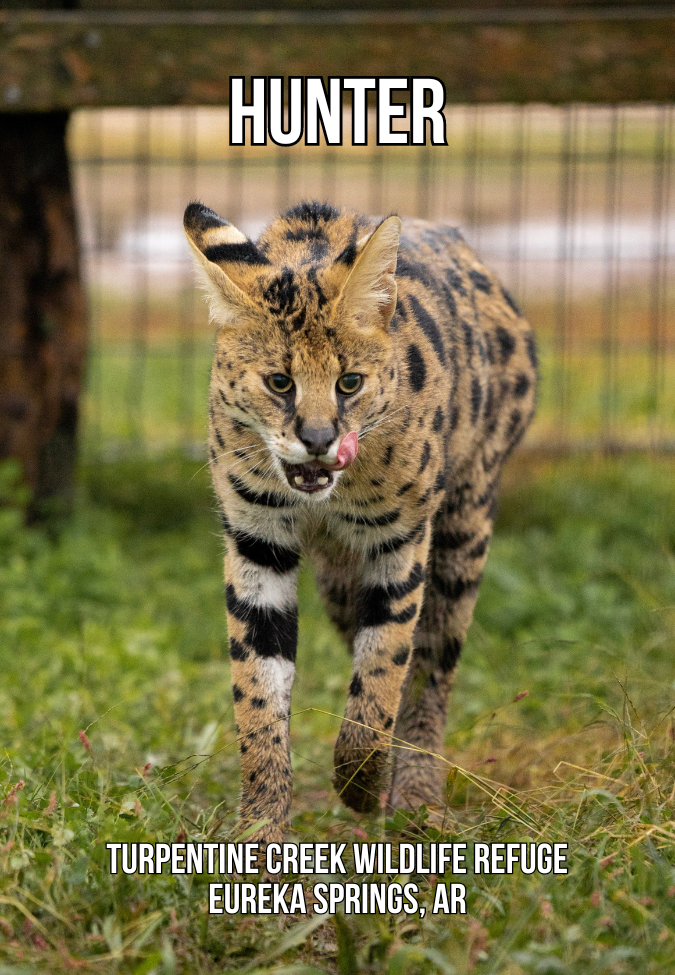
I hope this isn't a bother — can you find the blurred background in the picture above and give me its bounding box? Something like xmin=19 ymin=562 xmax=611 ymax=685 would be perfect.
xmin=73 ymin=103 xmax=674 ymax=459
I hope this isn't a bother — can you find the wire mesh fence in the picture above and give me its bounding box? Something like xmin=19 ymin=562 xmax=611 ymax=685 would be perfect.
xmin=69 ymin=103 xmax=675 ymax=459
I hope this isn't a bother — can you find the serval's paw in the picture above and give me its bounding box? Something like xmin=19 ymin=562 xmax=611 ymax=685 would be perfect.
xmin=333 ymin=735 xmax=391 ymax=813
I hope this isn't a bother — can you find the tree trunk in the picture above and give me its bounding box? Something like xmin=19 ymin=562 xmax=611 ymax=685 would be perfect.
xmin=0 ymin=111 xmax=87 ymax=518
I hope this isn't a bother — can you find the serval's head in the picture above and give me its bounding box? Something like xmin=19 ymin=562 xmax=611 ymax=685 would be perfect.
xmin=184 ymin=201 xmax=401 ymax=497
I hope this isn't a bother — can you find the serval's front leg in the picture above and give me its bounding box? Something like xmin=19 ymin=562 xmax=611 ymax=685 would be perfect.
xmin=223 ymin=530 xmax=300 ymax=847
xmin=333 ymin=521 xmax=431 ymax=813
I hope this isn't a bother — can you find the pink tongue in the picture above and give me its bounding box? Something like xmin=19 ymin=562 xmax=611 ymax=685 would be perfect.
xmin=335 ymin=431 xmax=359 ymax=469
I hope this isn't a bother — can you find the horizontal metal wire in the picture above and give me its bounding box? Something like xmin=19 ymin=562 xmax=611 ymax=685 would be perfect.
xmin=3 ymin=6 xmax=675 ymax=26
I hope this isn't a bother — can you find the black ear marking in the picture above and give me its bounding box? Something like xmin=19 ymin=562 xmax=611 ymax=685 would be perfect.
xmin=204 ymin=242 xmax=271 ymax=266
xmin=184 ymin=201 xmax=230 ymax=235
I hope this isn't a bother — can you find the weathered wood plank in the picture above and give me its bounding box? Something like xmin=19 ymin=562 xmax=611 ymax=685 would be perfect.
xmin=1 ymin=12 xmax=675 ymax=109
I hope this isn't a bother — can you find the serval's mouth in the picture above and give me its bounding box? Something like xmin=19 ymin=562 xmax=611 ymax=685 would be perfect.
xmin=280 ymin=432 xmax=359 ymax=494
xmin=282 ymin=460 xmax=335 ymax=493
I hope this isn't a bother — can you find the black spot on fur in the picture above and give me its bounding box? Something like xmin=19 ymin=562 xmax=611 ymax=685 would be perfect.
xmin=440 ymin=637 xmax=462 ymax=673
xmin=396 ymin=254 xmax=437 ymax=290
xmin=417 ymin=487 xmax=431 ymax=506
xmin=384 ymin=716 xmax=393 ymax=729
xmin=418 ymin=441 xmax=431 ymax=475
xmin=226 ymin=585 xmax=298 ymax=662
xmin=383 ymin=444 xmax=394 ymax=466
xmin=469 ymin=268 xmax=492 ymax=293
xmin=341 ymin=509 xmax=400 ymax=528
xmin=432 ymin=407 xmax=444 ymax=432
xmin=406 ymin=344 xmax=426 ymax=392
xmin=470 ymin=377 xmax=482 ymax=424
xmin=232 ymin=684 xmax=245 ymax=702
xmin=228 ymin=474 xmax=290 ymax=508
xmin=461 ymin=320 xmax=474 ymax=355
xmin=291 ymin=306 xmax=307 ymax=332
xmin=434 ymin=471 xmax=446 ymax=493
xmin=307 ymin=267 xmax=328 ymax=309
xmin=229 ymin=639 xmax=249 ymax=662
xmin=514 ymin=373 xmax=531 ymax=398
xmin=358 ymin=594 xmax=417 ymax=628
xmin=468 ymin=536 xmax=490 ymax=559
xmin=484 ymin=384 xmax=496 ymax=424
xmin=392 ymin=647 xmax=410 ymax=666
xmin=495 ymin=325 xmax=516 ymax=364
xmin=264 ymin=268 xmax=298 ymax=316
xmin=526 ymin=333 xmax=539 ymax=370
xmin=435 ymin=528 xmax=475 ymax=549
xmin=446 ymin=265 xmax=467 ymax=295
xmin=285 ymin=225 xmax=328 ymax=244
xmin=431 ymin=572 xmax=481 ymax=601
xmin=501 ymin=285 xmax=521 ymax=316
xmin=251 ymin=697 xmax=266 ymax=709
xmin=397 ymin=481 xmax=414 ymax=497
xmin=357 ymin=563 xmax=424 ymax=627
xmin=285 ymin=201 xmax=339 ymax=224
xmin=230 ymin=530 xmax=300 ymax=574
xmin=506 ymin=408 xmax=523 ymax=442
xmin=349 ymin=674 xmax=364 ymax=697
xmin=335 ymin=236 xmax=357 ymax=265
xmin=449 ymin=405 xmax=460 ymax=431
xmin=214 ymin=427 xmax=225 ymax=449
xmin=408 ymin=294 xmax=446 ymax=364
xmin=364 ymin=519 xmax=426 ymax=559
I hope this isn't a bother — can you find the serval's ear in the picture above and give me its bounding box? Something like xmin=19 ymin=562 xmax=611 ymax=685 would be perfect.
xmin=183 ymin=202 xmax=269 ymax=326
xmin=335 ymin=215 xmax=401 ymax=329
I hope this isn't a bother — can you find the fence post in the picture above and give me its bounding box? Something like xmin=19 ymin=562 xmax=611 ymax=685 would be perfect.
xmin=0 ymin=111 xmax=87 ymax=518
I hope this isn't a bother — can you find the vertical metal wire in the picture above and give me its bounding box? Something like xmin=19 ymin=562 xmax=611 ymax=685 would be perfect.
xmin=462 ymin=104 xmax=479 ymax=243
xmin=508 ymin=104 xmax=526 ymax=302
xmin=85 ymin=110 xmax=104 ymax=454
xmin=553 ymin=105 xmax=578 ymax=441
xmin=126 ymin=110 xmax=151 ymax=447
xmin=321 ymin=147 xmax=337 ymax=204
xmin=229 ymin=144 xmax=244 ymax=227
xmin=369 ymin=147 xmax=385 ymax=216
xmin=417 ymin=142 xmax=432 ymax=220
xmin=600 ymin=105 xmax=623 ymax=449
xmin=179 ymin=108 xmax=197 ymax=449
xmin=276 ymin=148 xmax=291 ymax=213
xmin=648 ymin=105 xmax=674 ymax=439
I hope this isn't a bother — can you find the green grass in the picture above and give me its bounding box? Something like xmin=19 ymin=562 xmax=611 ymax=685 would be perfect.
xmin=1 ymin=454 xmax=675 ymax=973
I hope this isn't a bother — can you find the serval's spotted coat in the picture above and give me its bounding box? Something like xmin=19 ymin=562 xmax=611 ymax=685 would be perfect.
xmin=184 ymin=200 xmax=537 ymax=846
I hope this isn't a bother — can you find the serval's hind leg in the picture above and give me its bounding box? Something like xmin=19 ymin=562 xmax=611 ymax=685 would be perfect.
xmin=389 ymin=462 xmax=497 ymax=814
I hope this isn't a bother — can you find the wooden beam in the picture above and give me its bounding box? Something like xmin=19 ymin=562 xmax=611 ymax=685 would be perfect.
xmin=1 ymin=8 xmax=675 ymax=109
xmin=0 ymin=111 xmax=87 ymax=517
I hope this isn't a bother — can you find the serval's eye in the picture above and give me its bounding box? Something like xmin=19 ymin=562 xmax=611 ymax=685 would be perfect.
xmin=337 ymin=373 xmax=363 ymax=396
xmin=266 ymin=374 xmax=294 ymax=395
